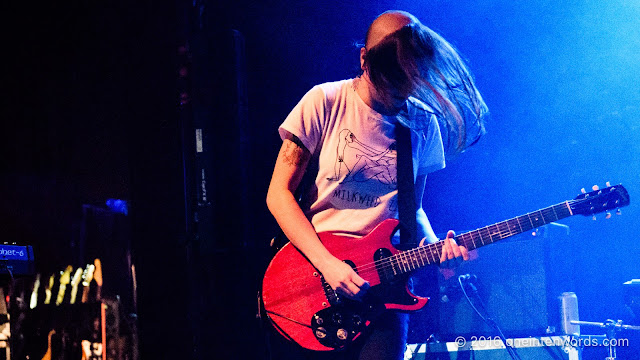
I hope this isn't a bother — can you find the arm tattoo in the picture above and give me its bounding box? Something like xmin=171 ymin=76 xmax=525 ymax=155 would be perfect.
xmin=282 ymin=140 xmax=309 ymax=167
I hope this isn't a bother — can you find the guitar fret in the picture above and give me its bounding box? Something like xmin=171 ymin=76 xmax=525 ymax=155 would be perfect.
xmin=428 ymin=245 xmax=437 ymax=264
xmin=492 ymin=224 xmax=500 ymax=240
xmin=516 ymin=216 xmax=524 ymax=233
xmin=403 ymin=252 xmax=411 ymax=272
xmin=501 ymin=221 xmax=509 ymax=237
xmin=434 ymin=243 xmax=442 ymax=262
xmin=503 ymin=221 xmax=512 ymax=236
xmin=459 ymin=233 xmax=470 ymax=250
xmin=418 ymin=248 xmax=426 ymax=267
xmin=494 ymin=223 xmax=503 ymax=240
xmin=508 ymin=219 xmax=519 ymax=235
xmin=475 ymin=229 xmax=484 ymax=247
xmin=534 ymin=211 xmax=545 ymax=227
xmin=520 ymin=214 xmax=533 ymax=232
xmin=395 ymin=254 xmax=403 ymax=274
xmin=469 ymin=232 xmax=477 ymax=249
xmin=409 ymin=252 xmax=415 ymax=270
xmin=526 ymin=212 xmax=535 ymax=228
xmin=538 ymin=210 xmax=546 ymax=225
xmin=407 ymin=251 xmax=414 ymax=271
xmin=500 ymin=221 xmax=512 ymax=237
xmin=551 ymin=206 xmax=560 ymax=221
xmin=458 ymin=233 xmax=475 ymax=249
xmin=503 ymin=221 xmax=511 ymax=236
xmin=488 ymin=224 xmax=499 ymax=242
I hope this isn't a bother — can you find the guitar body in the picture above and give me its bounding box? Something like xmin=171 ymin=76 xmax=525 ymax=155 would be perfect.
xmin=261 ymin=219 xmax=428 ymax=351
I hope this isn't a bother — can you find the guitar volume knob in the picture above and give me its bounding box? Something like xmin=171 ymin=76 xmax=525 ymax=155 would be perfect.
xmin=315 ymin=327 xmax=327 ymax=339
xmin=336 ymin=328 xmax=348 ymax=341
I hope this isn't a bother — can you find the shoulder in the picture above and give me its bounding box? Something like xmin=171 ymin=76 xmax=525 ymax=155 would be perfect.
xmin=403 ymin=97 xmax=439 ymax=131
xmin=314 ymin=79 xmax=352 ymax=102
xmin=298 ymin=80 xmax=352 ymax=109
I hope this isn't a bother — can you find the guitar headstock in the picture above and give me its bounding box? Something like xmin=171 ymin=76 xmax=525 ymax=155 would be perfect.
xmin=47 ymin=274 xmax=55 ymax=290
xmin=571 ymin=183 xmax=630 ymax=218
xmin=93 ymin=258 xmax=103 ymax=287
xmin=82 ymin=264 xmax=95 ymax=287
xmin=59 ymin=265 xmax=73 ymax=286
xmin=71 ymin=268 xmax=83 ymax=287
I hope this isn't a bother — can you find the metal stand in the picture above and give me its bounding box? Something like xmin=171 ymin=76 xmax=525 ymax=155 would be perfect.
xmin=571 ymin=319 xmax=640 ymax=360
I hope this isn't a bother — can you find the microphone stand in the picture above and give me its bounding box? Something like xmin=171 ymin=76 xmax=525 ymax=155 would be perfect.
xmin=571 ymin=319 xmax=640 ymax=360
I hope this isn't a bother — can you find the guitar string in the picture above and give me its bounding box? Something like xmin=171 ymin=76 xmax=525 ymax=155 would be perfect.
xmin=354 ymin=214 xmax=553 ymax=276
xmin=346 ymin=200 xmax=582 ymax=279
xmin=354 ymin=207 xmax=560 ymax=275
xmin=310 ymin=192 xmax=614 ymax=307
xmin=356 ymin=204 xmax=572 ymax=276
xmin=354 ymin=192 xmax=619 ymax=278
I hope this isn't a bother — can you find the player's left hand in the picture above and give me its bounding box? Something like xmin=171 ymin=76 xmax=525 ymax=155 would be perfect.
xmin=421 ymin=230 xmax=469 ymax=268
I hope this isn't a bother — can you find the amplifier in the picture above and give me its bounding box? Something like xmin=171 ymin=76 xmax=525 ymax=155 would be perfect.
xmin=405 ymin=336 xmax=580 ymax=360
xmin=435 ymin=223 xmax=574 ymax=340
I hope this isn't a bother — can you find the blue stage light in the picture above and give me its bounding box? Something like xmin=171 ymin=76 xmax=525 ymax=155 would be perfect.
xmin=106 ymin=198 xmax=128 ymax=215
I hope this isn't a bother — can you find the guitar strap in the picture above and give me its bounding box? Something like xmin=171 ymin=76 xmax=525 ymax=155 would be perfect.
xmin=395 ymin=121 xmax=417 ymax=249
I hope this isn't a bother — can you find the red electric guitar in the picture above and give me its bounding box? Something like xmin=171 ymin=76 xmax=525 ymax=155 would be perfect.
xmin=262 ymin=184 xmax=630 ymax=351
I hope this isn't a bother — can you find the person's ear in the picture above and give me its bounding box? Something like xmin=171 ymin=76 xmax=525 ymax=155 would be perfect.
xmin=360 ymin=47 xmax=367 ymax=72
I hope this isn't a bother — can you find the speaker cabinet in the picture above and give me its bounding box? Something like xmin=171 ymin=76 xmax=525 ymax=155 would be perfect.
xmin=408 ymin=222 xmax=574 ymax=342
xmin=436 ymin=223 xmax=574 ymax=340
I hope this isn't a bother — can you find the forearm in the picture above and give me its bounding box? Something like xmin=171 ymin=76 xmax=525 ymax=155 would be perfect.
xmin=417 ymin=208 xmax=438 ymax=243
xmin=266 ymin=137 xmax=339 ymax=273
xmin=266 ymin=188 xmax=337 ymax=272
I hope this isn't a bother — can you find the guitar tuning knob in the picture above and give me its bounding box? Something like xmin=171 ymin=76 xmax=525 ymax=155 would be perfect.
xmin=592 ymin=215 xmax=597 ymax=221
xmin=606 ymin=212 xmax=612 ymax=219
xmin=606 ymin=181 xmax=611 ymax=187
xmin=592 ymin=185 xmax=599 ymax=191
xmin=581 ymin=188 xmax=586 ymax=194
xmin=616 ymin=208 xmax=622 ymax=215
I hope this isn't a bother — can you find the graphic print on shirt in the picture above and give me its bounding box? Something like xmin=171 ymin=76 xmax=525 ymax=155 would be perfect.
xmin=326 ymin=129 xmax=397 ymax=209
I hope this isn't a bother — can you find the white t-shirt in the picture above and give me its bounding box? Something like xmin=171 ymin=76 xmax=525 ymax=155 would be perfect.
xmin=279 ymin=79 xmax=445 ymax=236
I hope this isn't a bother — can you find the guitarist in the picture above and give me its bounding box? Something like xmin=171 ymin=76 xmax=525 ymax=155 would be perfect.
xmin=266 ymin=10 xmax=488 ymax=360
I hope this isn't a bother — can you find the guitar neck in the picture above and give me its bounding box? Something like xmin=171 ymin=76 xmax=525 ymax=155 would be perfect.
xmin=387 ymin=201 xmax=574 ymax=276
xmin=455 ymin=201 xmax=573 ymax=251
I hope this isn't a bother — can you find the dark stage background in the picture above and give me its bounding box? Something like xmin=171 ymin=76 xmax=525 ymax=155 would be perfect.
xmin=3 ymin=1 xmax=639 ymax=359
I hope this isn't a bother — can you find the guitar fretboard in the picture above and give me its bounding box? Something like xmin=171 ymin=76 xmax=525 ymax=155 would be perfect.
xmin=382 ymin=201 xmax=573 ymax=277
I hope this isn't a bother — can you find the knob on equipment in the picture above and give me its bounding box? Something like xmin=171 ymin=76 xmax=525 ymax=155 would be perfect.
xmin=336 ymin=328 xmax=348 ymax=341
xmin=315 ymin=327 xmax=327 ymax=339
xmin=352 ymin=314 xmax=362 ymax=326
